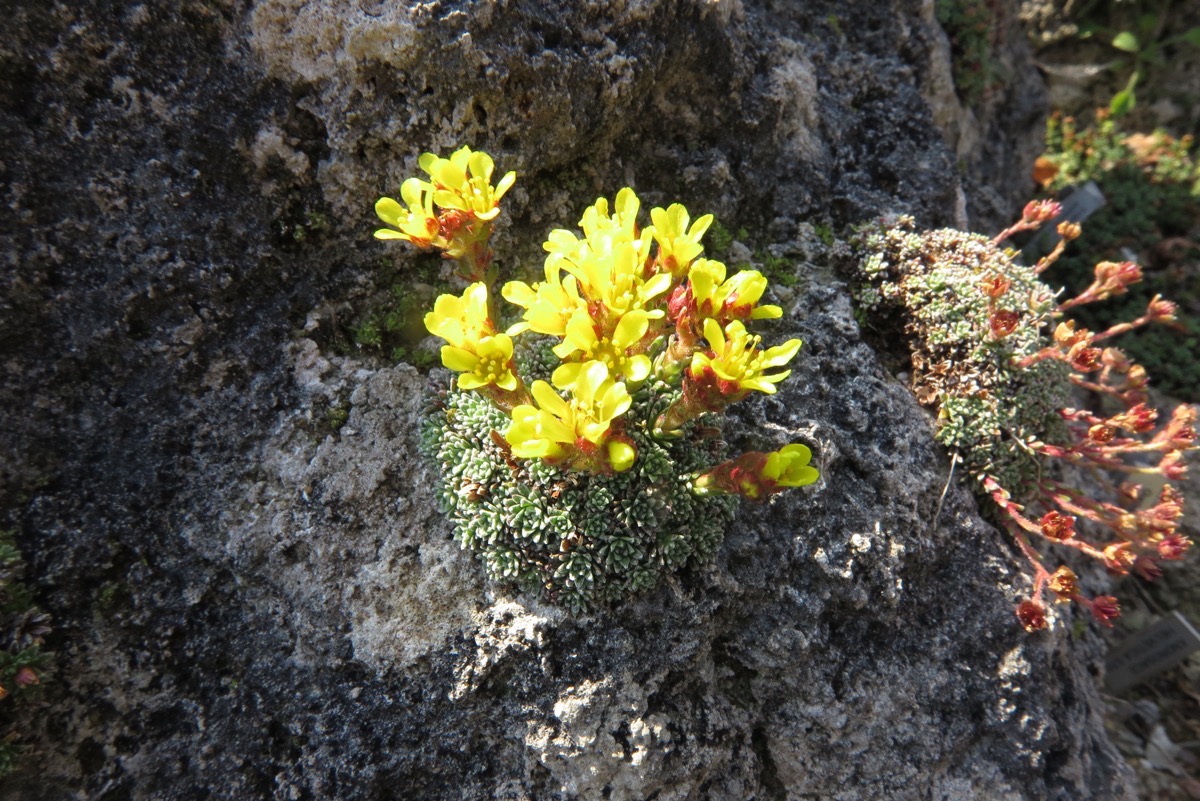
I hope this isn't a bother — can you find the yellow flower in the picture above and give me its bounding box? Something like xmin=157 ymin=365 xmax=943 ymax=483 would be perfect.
xmin=691 ymin=318 xmax=801 ymax=395
xmin=441 ymin=334 xmax=520 ymax=391
xmin=551 ymin=309 xmax=653 ymax=387
xmin=579 ymin=187 xmax=642 ymax=245
xmin=688 ymin=260 xmax=782 ymax=323
xmin=567 ymin=239 xmax=672 ymax=322
xmin=651 ymin=202 xmax=713 ymax=277
xmin=762 ymin=444 xmax=819 ymax=488
xmin=423 ymin=282 xmax=494 ymax=348
xmin=505 ymin=361 xmax=635 ymax=472
xmin=419 ymin=146 xmax=516 ymax=221
xmin=374 ymin=177 xmax=440 ymax=246
xmin=501 ymin=264 xmax=586 ymax=337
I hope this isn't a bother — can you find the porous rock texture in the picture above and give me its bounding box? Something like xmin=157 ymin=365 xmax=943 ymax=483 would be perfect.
xmin=0 ymin=1 xmax=1134 ymax=799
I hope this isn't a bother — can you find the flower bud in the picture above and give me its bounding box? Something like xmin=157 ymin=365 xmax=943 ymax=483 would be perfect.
xmin=981 ymin=273 xmax=1012 ymax=299
xmin=1048 ymin=567 xmax=1079 ymax=601
xmin=1100 ymin=348 xmax=1130 ymax=372
xmin=989 ymin=310 xmax=1020 ymax=339
xmin=1016 ymin=600 xmax=1048 ymax=632
xmin=1147 ymin=295 xmax=1178 ymax=322
xmin=1102 ymin=542 xmax=1136 ymax=573
xmin=1039 ymin=511 xmax=1076 ymax=541
xmin=1133 ymin=557 xmax=1163 ymax=582
xmin=1056 ymin=221 xmax=1082 ymax=241
xmin=1090 ymin=595 xmax=1120 ymax=625
xmin=1158 ymin=534 xmax=1192 ymax=561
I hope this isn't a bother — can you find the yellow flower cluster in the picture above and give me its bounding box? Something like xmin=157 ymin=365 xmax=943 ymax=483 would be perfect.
xmin=374 ymin=146 xmax=516 ymax=281
xmin=375 ymin=148 xmax=818 ymax=494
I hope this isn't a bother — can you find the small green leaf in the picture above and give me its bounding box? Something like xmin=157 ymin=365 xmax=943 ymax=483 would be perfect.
xmin=1181 ymin=27 xmax=1200 ymax=48
xmin=1112 ymin=31 xmax=1139 ymax=52
xmin=1110 ymin=87 xmax=1136 ymax=117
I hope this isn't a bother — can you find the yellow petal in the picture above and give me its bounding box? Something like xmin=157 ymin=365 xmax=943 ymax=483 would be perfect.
xmin=531 ymin=380 xmax=571 ymax=420
xmin=613 ymin=310 xmax=649 ymax=349
xmin=375 ymin=197 xmax=404 ymax=226
xmin=625 ymin=355 xmax=651 ymax=383
xmin=751 ymin=305 xmax=783 ymax=320
xmin=762 ymin=338 xmax=802 ymax=367
xmin=440 ymin=345 xmax=478 ymax=373
xmin=374 ymin=229 xmax=409 ymax=240
xmin=495 ymin=171 xmax=517 ymax=200
xmin=551 ymin=362 xmax=583 ymax=390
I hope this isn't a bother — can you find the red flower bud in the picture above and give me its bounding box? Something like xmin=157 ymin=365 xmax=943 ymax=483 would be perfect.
xmin=981 ymin=273 xmax=1012 ymax=299
xmin=1133 ymin=557 xmax=1163 ymax=582
xmin=1039 ymin=511 xmax=1076 ymax=541
xmin=1102 ymin=542 xmax=1136 ymax=574
xmin=1100 ymin=348 xmax=1131 ymax=373
xmin=14 ymin=667 xmax=38 ymax=687
xmin=1147 ymin=295 xmax=1178 ymax=322
xmin=1016 ymin=600 xmax=1048 ymax=632
xmin=1048 ymin=567 xmax=1079 ymax=601
xmin=1158 ymin=534 xmax=1191 ymax=561
xmin=1159 ymin=450 xmax=1187 ymax=481
xmin=1056 ymin=221 xmax=1082 ymax=241
xmin=1023 ymin=199 xmax=1062 ymax=224
xmin=1090 ymin=595 xmax=1120 ymax=625
xmin=1087 ymin=424 xmax=1115 ymax=444
xmin=1068 ymin=345 xmax=1102 ymax=373
xmin=989 ymin=310 xmax=1020 ymax=339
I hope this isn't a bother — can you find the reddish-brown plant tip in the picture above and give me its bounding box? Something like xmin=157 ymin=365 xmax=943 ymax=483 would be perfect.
xmin=1102 ymin=542 xmax=1137 ymax=573
xmin=1133 ymin=557 xmax=1164 ymax=582
xmin=989 ymin=310 xmax=1020 ymax=339
xmin=1057 ymin=221 xmax=1082 ymax=241
xmin=1147 ymin=295 xmax=1178 ymax=322
xmin=1101 ymin=347 xmax=1131 ymax=372
xmin=982 ymin=273 xmax=1012 ymax=299
xmin=1048 ymin=566 xmax=1079 ymax=601
xmin=1158 ymin=534 xmax=1192 ymax=561
xmin=1067 ymin=344 xmax=1103 ymax=372
xmin=1024 ymin=198 xmax=1062 ymax=223
xmin=1016 ymin=600 xmax=1048 ymax=632
xmin=1039 ymin=511 xmax=1076 ymax=541
xmin=1160 ymin=450 xmax=1188 ymax=481
xmin=1090 ymin=595 xmax=1121 ymax=626
xmin=1087 ymin=423 xmax=1116 ymax=444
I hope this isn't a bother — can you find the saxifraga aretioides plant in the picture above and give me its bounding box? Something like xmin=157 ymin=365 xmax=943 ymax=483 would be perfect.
xmin=855 ymin=206 xmax=1196 ymax=632
xmin=374 ymin=147 xmax=820 ymax=612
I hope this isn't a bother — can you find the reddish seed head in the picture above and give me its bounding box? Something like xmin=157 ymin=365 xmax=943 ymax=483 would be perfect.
xmin=1101 ymin=348 xmax=1131 ymax=373
xmin=1016 ymin=600 xmax=1048 ymax=632
xmin=981 ymin=273 xmax=1012 ymax=299
xmin=1022 ymin=199 xmax=1062 ymax=224
xmin=1147 ymin=295 xmax=1178 ymax=322
xmin=1039 ymin=511 xmax=1076 ymax=541
xmin=1048 ymin=567 xmax=1079 ymax=601
xmin=1053 ymin=321 xmax=1084 ymax=347
xmin=1069 ymin=345 xmax=1103 ymax=373
xmin=1158 ymin=534 xmax=1191 ymax=561
xmin=1057 ymin=221 xmax=1082 ymax=241
xmin=1134 ymin=557 xmax=1164 ymax=582
xmin=1102 ymin=542 xmax=1136 ymax=574
xmin=1160 ymin=450 xmax=1188 ymax=481
xmin=1090 ymin=595 xmax=1120 ymax=625
xmin=989 ymin=310 xmax=1020 ymax=339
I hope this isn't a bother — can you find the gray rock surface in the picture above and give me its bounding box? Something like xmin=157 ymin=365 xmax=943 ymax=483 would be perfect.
xmin=0 ymin=0 xmax=1134 ymax=799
